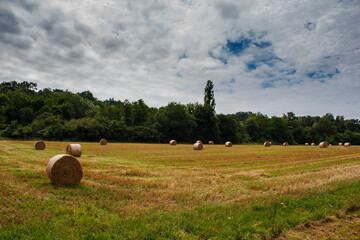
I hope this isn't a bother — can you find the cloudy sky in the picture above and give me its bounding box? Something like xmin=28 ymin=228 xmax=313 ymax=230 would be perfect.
xmin=1 ymin=0 xmax=359 ymax=118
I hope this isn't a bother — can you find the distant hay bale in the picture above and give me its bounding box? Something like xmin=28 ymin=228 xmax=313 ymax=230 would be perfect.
xmin=319 ymin=141 xmax=328 ymax=148
xmin=339 ymin=143 xmax=343 ymax=146
xmin=311 ymin=143 xmax=316 ymax=146
xmin=208 ymin=141 xmax=214 ymax=144
xmin=35 ymin=141 xmax=45 ymax=150
xmin=66 ymin=144 xmax=82 ymax=157
xmin=193 ymin=142 xmax=203 ymax=150
xmin=196 ymin=140 xmax=203 ymax=144
xmin=46 ymin=154 xmax=82 ymax=185
xmin=99 ymin=139 xmax=107 ymax=145
xmin=329 ymin=144 xmax=332 ymax=146
xmin=170 ymin=140 xmax=177 ymax=145
xmin=225 ymin=141 xmax=232 ymax=147
xmin=283 ymin=142 xmax=289 ymax=146
xmin=305 ymin=143 xmax=309 ymax=146
xmin=344 ymin=142 xmax=351 ymax=147
xmin=270 ymin=142 xmax=272 ymax=145
xmin=264 ymin=141 xmax=271 ymax=147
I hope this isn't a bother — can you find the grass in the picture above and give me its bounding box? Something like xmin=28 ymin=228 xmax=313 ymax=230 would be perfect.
xmin=0 ymin=140 xmax=359 ymax=239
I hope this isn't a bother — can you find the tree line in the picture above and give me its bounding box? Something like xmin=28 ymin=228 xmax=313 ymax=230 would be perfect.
xmin=0 ymin=80 xmax=359 ymax=144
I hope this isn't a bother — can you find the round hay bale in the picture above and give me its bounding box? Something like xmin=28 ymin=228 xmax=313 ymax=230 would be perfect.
xmin=46 ymin=154 xmax=82 ymax=185
xmin=35 ymin=141 xmax=45 ymax=150
xmin=344 ymin=142 xmax=351 ymax=147
xmin=305 ymin=143 xmax=309 ymax=146
xmin=196 ymin=140 xmax=203 ymax=144
xmin=311 ymin=143 xmax=316 ymax=146
xmin=283 ymin=142 xmax=289 ymax=146
xmin=193 ymin=142 xmax=203 ymax=150
xmin=225 ymin=141 xmax=232 ymax=147
xmin=339 ymin=143 xmax=343 ymax=146
xmin=270 ymin=142 xmax=272 ymax=145
xmin=208 ymin=141 xmax=214 ymax=145
xmin=170 ymin=140 xmax=177 ymax=145
xmin=264 ymin=141 xmax=271 ymax=147
xmin=66 ymin=144 xmax=81 ymax=157
xmin=329 ymin=144 xmax=332 ymax=146
xmin=319 ymin=141 xmax=328 ymax=148
xmin=99 ymin=139 xmax=107 ymax=145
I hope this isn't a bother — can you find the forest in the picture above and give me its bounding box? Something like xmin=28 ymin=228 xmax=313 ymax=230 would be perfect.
xmin=0 ymin=80 xmax=359 ymax=144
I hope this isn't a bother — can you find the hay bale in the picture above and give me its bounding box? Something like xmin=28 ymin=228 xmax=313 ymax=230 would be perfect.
xmin=319 ymin=141 xmax=328 ymax=148
xmin=99 ymin=139 xmax=107 ymax=145
xmin=225 ymin=141 xmax=232 ymax=147
xmin=264 ymin=141 xmax=271 ymax=147
xmin=66 ymin=144 xmax=81 ymax=157
xmin=283 ymin=142 xmax=289 ymax=146
xmin=270 ymin=142 xmax=272 ymax=145
xmin=208 ymin=141 xmax=214 ymax=144
xmin=193 ymin=142 xmax=203 ymax=150
xmin=311 ymin=143 xmax=316 ymax=146
xmin=35 ymin=141 xmax=45 ymax=150
xmin=196 ymin=140 xmax=203 ymax=144
xmin=170 ymin=140 xmax=177 ymax=145
xmin=305 ymin=143 xmax=309 ymax=146
xmin=329 ymin=144 xmax=332 ymax=146
xmin=46 ymin=154 xmax=82 ymax=185
xmin=339 ymin=143 xmax=343 ymax=146
xmin=344 ymin=142 xmax=351 ymax=147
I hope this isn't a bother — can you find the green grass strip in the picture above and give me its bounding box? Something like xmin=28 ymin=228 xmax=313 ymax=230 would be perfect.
xmin=1 ymin=181 xmax=360 ymax=240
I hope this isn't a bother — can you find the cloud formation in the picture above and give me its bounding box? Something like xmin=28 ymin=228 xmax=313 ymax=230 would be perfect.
xmin=0 ymin=0 xmax=359 ymax=118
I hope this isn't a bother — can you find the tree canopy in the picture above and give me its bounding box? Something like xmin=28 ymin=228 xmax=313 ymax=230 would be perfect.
xmin=0 ymin=81 xmax=359 ymax=144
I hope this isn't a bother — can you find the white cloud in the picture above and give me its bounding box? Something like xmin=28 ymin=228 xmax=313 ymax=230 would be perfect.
xmin=0 ymin=0 xmax=359 ymax=118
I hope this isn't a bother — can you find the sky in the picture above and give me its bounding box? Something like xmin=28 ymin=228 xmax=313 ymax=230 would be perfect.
xmin=1 ymin=0 xmax=360 ymax=118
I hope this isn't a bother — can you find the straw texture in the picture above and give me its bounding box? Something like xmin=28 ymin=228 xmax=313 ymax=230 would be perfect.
xmin=319 ymin=141 xmax=329 ymax=148
xmin=35 ymin=141 xmax=45 ymax=150
xmin=46 ymin=154 xmax=83 ymax=185
xmin=193 ymin=142 xmax=203 ymax=150
xmin=100 ymin=139 xmax=107 ymax=145
xmin=66 ymin=144 xmax=82 ymax=157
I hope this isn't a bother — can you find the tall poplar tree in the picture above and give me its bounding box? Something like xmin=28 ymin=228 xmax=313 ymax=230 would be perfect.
xmin=204 ymin=80 xmax=215 ymax=109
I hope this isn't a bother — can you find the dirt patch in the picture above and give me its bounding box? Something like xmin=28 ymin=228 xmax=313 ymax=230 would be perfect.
xmin=277 ymin=212 xmax=360 ymax=240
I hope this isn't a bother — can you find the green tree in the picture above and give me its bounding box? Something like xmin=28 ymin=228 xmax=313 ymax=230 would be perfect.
xmin=204 ymin=80 xmax=215 ymax=109
xmin=155 ymin=102 xmax=195 ymax=142
xmin=193 ymin=104 xmax=219 ymax=142
xmin=267 ymin=117 xmax=293 ymax=144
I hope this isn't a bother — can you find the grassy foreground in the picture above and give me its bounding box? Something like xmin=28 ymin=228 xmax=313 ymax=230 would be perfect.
xmin=0 ymin=141 xmax=359 ymax=239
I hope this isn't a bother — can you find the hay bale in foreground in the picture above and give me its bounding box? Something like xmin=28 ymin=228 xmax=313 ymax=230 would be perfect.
xmin=193 ymin=142 xmax=203 ymax=150
xmin=46 ymin=154 xmax=82 ymax=185
xmin=225 ymin=141 xmax=232 ymax=147
xmin=311 ymin=143 xmax=316 ymax=146
xmin=339 ymin=143 xmax=343 ymax=146
xmin=170 ymin=140 xmax=177 ymax=145
xmin=99 ymin=139 xmax=107 ymax=145
xmin=344 ymin=142 xmax=351 ymax=147
xmin=35 ymin=141 xmax=45 ymax=150
xmin=283 ymin=142 xmax=289 ymax=146
xmin=319 ymin=141 xmax=328 ymax=148
xmin=264 ymin=141 xmax=271 ymax=147
xmin=208 ymin=141 xmax=214 ymax=144
xmin=305 ymin=143 xmax=309 ymax=146
xmin=66 ymin=144 xmax=81 ymax=157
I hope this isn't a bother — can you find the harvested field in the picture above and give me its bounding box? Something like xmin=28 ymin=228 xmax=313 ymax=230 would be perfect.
xmin=0 ymin=140 xmax=359 ymax=239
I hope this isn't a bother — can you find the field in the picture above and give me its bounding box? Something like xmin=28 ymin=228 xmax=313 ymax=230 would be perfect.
xmin=0 ymin=140 xmax=360 ymax=239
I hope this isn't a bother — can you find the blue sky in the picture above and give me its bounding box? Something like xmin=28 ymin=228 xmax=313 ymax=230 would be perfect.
xmin=0 ymin=0 xmax=359 ymax=118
